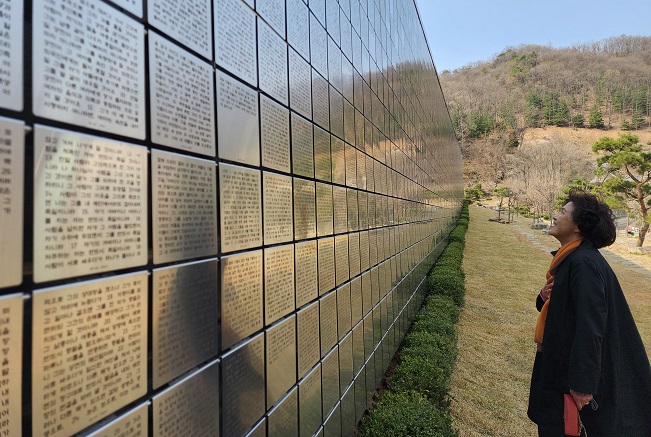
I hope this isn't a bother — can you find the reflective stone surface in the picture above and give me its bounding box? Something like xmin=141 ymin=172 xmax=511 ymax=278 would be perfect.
xmin=291 ymin=114 xmax=315 ymax=178
xmin=295 ymin=240 xmax=318 ymax=308
xmin=0 ymin=294 xmax=22 ymax=436
xmin=34 ymin=0 xmax=146 ymax=138
xmin=266 ymin=316 xmax=297 ymax=407
xmin=86 ymin=402 xmax=149 ymax=437
xmin=264 ymin=245 xmax=295 ymax=325
xmin=297 ymin=302 xmax=320 ymax=378
xmin=149 ymin=0 xmax=211 ymax=58
xmin=32 ymin=273 xmax=148 ymax=436
xmin=258 ymin=20 xmax=289 ymax=105
xmin=217 ymin=72 xmax=260 ymax=166
xmin=220 ymin=164 xmax=262 ymax=252
xmin=152 ymin=259 xmax=219 ymax=388
xmin=33 ymin=126 xmax=148 ymax=282
xmin=11 ymin=0 xmax=464 ymax=434
xmin=299 ymin=364 xmax=322 ymax=437
xmin=152 ymin=360 xmax=219 ymax=437
xmin=149 ymin=32 xmax=215 ymax=156
xmin=319 ymin=291 xmax=338 ymax=356
xmin=221 ymin=250 xmax=263 ymax=349
xmin=1 ymin=0 xmax=23 ymax=111
xmin=152 ymin=150 xmax=218 ymax=264
xmin=267 ymin=388 xmax=299 ymax=437
xmin=222 ymin=334 xmax=265 ymax=436
xmin=215 ymin=0 xmax=258 ymax=86
xmin=293 ymin=178 xmax=317 ymax=240
xmin=0 ymin=118 xmax=23 ymax=287
xmin=261 ymin=96 xmax=291 ymax=172
xmin=321 ymin=347 xmax=340 ymax=419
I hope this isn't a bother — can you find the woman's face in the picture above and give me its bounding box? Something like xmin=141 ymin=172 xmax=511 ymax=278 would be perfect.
xmin=549 ymin=202 xmax=581 ymax=245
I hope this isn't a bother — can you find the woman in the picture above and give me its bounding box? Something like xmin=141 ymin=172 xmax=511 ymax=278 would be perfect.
xmin=527 ymin=189 xmax=651 ymax=436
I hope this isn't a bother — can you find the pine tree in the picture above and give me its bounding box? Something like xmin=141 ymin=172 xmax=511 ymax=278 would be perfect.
xmin=588 ymin=106 xmax=604 ymax=128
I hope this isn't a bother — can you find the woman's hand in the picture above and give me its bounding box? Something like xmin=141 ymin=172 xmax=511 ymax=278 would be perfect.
xmin=539 ymin=277 xmax=553 ymax=301
xmin=570 ymin=389 xmax=593 ymax=410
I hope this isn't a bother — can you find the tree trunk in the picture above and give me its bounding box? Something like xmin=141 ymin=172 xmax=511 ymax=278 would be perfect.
xmin=636 ymin=223 xmax=649 ymax=247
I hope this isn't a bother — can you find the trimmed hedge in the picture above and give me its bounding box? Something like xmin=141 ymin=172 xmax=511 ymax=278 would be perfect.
xmin=359 ymin=202 xmax=469 ymax=436
xmin=359 ymin=391 xmax=456 ymax=437
xmin=427 ymin=266 xmax=464 ymax=307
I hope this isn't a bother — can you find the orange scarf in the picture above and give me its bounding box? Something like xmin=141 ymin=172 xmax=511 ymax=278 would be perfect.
xmin=534 ymin=239 xmax=583 ymax=345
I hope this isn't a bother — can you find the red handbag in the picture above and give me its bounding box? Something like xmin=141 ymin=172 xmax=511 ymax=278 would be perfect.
xmin=563 ymin=394 xmax=582 ymax=436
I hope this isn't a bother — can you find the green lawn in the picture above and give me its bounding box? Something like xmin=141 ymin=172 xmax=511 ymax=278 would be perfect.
xmin=451 ymin=205 xmax=651 ymax=436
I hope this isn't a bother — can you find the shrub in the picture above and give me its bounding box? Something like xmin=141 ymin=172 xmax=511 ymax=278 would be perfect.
xmin=359 ymin=391 xmax=457 ymax=437
xmin=449 ymin=226 xmax=467 ymax=245
xmin=423 ymin=295 xmax=461 ymax=324
xmin=440 ymin=242 xmax=464 ymax=265
xmin=390 ymin=353 xmax=453 ymax=407
xmin=428 ymin=266 xmax=465 ymax=306
xmin=402 ymin=330 xmax=457 ymax=358
xmin=411 ymin=313 xmax=456 ymax=337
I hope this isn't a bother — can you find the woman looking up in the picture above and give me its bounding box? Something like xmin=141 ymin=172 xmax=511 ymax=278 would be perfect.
xmin=527 ymin=189 xmax=651 ymax=436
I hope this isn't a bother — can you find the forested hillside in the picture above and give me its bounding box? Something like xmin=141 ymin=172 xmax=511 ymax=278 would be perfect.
xmin=440 ymin=35 xmax=651 ymax=143
xmin=438 ymin=35 xmax=651 ymax=231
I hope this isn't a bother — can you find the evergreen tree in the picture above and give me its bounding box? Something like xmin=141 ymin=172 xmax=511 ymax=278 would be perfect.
xmin=593 ymin=134 xmax=651 ymax=247
xmin=525 ymin=92 xmax=543 ymax=127
xmin=588 ymin=106 xmax=605 ymax=128
xmin=571 ymin=113 xmax=585 ymax=127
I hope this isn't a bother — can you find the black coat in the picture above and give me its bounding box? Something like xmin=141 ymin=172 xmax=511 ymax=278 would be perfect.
xmin=528 ymin=240 xmax=651 ymax=436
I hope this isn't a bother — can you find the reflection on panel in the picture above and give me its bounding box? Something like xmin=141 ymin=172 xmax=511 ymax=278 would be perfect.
xmin=291 ymin=114 xmax=315 ymax=178
xmin=321 ymin=347 xmax=340 ymax=419
xmin=299 ymin=364 xmax=322 ymax=437
xmin=86 ymin=403 xmax=149 ymax=437
xmin=314 ymin=125 xmax=332 ymax=181
xmin=317 ymin=237 xmax=335 ymax=295
xmin=341 ymin=385 xmax=356 ymax=436
xmin=319 ymin=291 xmax=338 ymax=356
xmin=32 ymin=273 xmax=148 ymax=437
xmin=149 ymin=32 xmax=215 ymax=156
xmin=221 ymin=250 xmax=263 ymax=349
xmin=152 ymin=360 xmax=219 ymax=437
xmin=217 ymin=71 xmax=260 ymax=166
xmin=287 ymin=0 xmax=310 ymax=61
xmin=148 ymin=0 xmax=212 ymax=58
xmin=33 ymin=0 xmax=146 ymax=139
xmin=220 ymin=164 xmax=262 ymax=252
xmin=266 ymin=316 xmax=297 ymax=407
xmin=152 ymin=150 xmax=218 ymax=264
xmin=222 ymin=334 xmax=265 ymax=436
xmin=295 ymin=240 xmax=318 ymax=308
xmin=0 ymin=118 xmax=23 ymax=287
xmin=263 ymin=172 xmax=294 ymax=245
xmin=293 ymin=178 xmax=317 ymax=240
xmin=0 ymin=294 xmax=22 ymax=437
xmin=264 ymin=245 xmax=295 ymax=325
xmin=1 ymin=0 xmax=23 ymax=110
xmin=152 ymin=259 xmax=219 ymax=388
xmin=261 ymin=96 xmax=291 ymax=172
xmin=257 ymin=0 xmax=286 ymax=38
xmin=258 ymin=20 xmax=289 ymax=105
xmin=289 ymin=58 xmax=312 ymax=127
xmin=215 ymin=0 xmax=258 ymax=86
xmin=316 ymin=183 xmax=334 ymax=237
xmin=297 ymin=302 xmax=320 ymax=378
xmin=33 ymin=126 xmax=148 ymax=282
xmin=310 ymin=16 xmax=328 ymax=79
xmin=268 ymin=388 xmax=299 ymax=437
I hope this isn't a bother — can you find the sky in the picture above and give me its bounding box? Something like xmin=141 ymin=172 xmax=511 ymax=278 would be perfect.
xmin=416 ymin=0 xmax=651 ymax=72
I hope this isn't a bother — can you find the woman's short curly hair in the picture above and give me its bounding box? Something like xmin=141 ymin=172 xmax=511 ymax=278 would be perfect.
xmin=565 ymin=189 xmax=616 ymax=248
